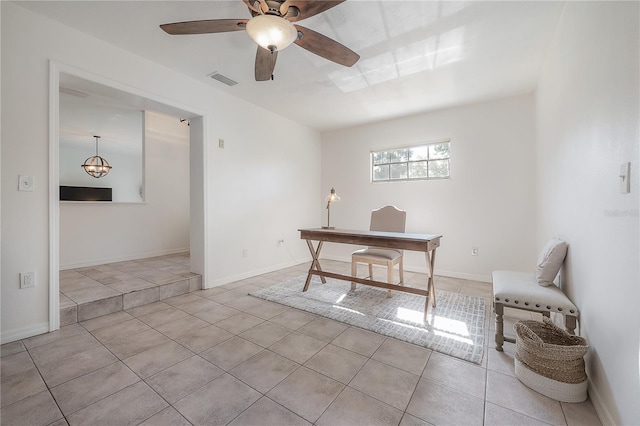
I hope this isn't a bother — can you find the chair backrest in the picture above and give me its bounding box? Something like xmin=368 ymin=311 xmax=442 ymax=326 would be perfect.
xmin=370 ymin=205 xmax=406 ymax=233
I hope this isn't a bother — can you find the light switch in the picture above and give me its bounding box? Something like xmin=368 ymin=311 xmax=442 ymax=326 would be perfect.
xmin=620 ymin=162 xmax=630 ymax=194
xmin=18 ymin=175 xmax=34 ymax=192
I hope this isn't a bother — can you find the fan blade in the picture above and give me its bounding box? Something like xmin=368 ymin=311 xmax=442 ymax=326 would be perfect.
xmin=280 ymin=0 xmax=345 ymax=22
xmin=255 ymin=46 xmax=278 ymax=81
xmin=160 ymin=19 xmax=247 ymax=35
xmin=294 ymin=25 xmax=359 ymax=67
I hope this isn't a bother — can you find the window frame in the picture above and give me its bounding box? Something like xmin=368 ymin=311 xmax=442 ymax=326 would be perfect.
xmin=370 ymin=139 xmax=451 ymax=183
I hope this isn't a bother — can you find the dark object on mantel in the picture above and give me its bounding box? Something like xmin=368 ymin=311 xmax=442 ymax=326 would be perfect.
xmin=60 ymin=185 xmax=112 ymax=201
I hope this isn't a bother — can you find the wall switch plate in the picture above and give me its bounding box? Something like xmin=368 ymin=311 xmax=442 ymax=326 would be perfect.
xmin=20 ymin=272 xmax=35 ymax=288
xmin=620 ymin=162 xmax=630 ymax=193
xmin=19 ymin=175 xmax=34 ymax=192
xmin=471 ymin=247 xmax=479 ymax=256
xmin=219 ymin=138 xmax=225 ymax=149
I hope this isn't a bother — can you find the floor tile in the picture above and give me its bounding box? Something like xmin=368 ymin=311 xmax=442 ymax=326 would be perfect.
xmin=163 ymin=292 xmax=203 ymax=307
xmin=399 ymin=413 xmax=434 ymax=426
xmin=0 ymin=367 xmax=47 ymax=408
xmin=174 ymin=324 xmax=234 ymax=353
xmin=50 ymin=361 xmax=139 ymax=416
xmin=173 ymin=373 xmax=261 ymax=425
xmin=228 ymin=396 xmax=311 ymax=426
xmin=230 ymin=350 xmax=299 ymax=393
xmin=146 ymin=355 xmax=224 ymax=404
xmin=215 ymin=313 xmax=265 ymax=335
xmin=372 ymin=338 xmax=431 ymax=376
xmin=267 ymin=366 xmax=345 ymax=423
xmin=331 ymin=326 xmax=386 ymax=357
xmin=0 ymin=351 xmax=35 ymax=378
xmin=103 ymin=329 xmax=170 ymax=359
xmin=317 ymin=386 xmax=403 ymax=426
xmin=304 ymin=344 xmax=367 ymax=384
xmin=487 ymin=343 xmax=517 ymax=377
xmin=79 ymin=310 xmax=134 ymax=332
xmin=269 ymin=332 xmax=327 ymax=364
xmin=422 ymin=352 xmax=486 ymax=399
xmin=1 ymin=341 xmax=26 ymax=358
xmin=136 ymin=306 xmax=190 ymax=328
xmin=90 ymin=318 xmax=151 ymax=344
xmin=123 ymin=340 xmax=193 ymax=378
xmin=244 ymin=300 xmax=290 ymax=320
xmin=177 ymin=298 xmax=224 ymax=315
xmin=37 ymin=346 xmax=117 ymax=388
xmin=199 ymin=337 xmax=264 ymax=371
xmin=138 ymin=406 xmax=192 ymax=426
xmin=206 ymin=290 xmax=243 ymax=304
xmin=125 ymin=301 xmax=172 ymax=317
xmin=406 ymin=378 xmax=485 ymax=426
xmin=562 ymin=400 xmax=602 ymax=426
xmin=349 ymin=358 xmax=420 ymax=410
xmin=154 ymin=315 xmax=209 ymax=340
xmin=192 ymin=304 xmax=240 ymax=324
xmin=66 ymin=381 xmax=167 ymax=426
xmin=297 ymin=317 xmax=349 ymax=342
xmin=486 ymin=370 xmax=565 ymax=425
xmin=224 ymin=295 xmax=267 ymax=312
xmin=269 ymin=310 xmax=317 ymax=330
xmin=239 ymin=321 xmax=291 ymax=348
xmin=22 ymin=324 xmax=87 ymax=350
xmin=0 ymin=390 xmax=63 ymax=426
xmin=484 ymin=401 xmax=551 ymax=425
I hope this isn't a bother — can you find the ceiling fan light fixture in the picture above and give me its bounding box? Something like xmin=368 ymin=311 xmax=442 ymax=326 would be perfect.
xmin=246 ymin=15 xmax=297 ymax=52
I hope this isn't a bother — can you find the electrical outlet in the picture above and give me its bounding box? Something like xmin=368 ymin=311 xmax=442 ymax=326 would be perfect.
xmin=277 ymin=239 xmax=284 ymax=247
xmin=219 ymin=138 xmax=225 ymax=149
xmin=471 ymin=247 xmax=479 ymax=256
xmin=19 ymin=175 xmax=34 ymax=192
xmin=20 ymin=272 xmax=35 ymax=288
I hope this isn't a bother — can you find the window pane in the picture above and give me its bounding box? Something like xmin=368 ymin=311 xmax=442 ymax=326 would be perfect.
xmin=388 ymin=149 xmax=408 ymax=163
xmin=409 ymin=161 xmax=428 ymax=178
xmin=428 ymin=160 xmax=450 ymax=178
xmin=372 ymin=151 xmax=389 ymax=165
xmin=390 ymin=163 xmax=408 ymax=179
xmin=373 ymin=164 xmax=389 ymax=181
xmin=429 ymin=143 xmax=450 ymax=159
xmin=409 ymin=146 xmax=428 ymax=161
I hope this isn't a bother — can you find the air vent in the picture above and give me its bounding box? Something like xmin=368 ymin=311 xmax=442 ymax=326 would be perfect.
xmin=208 ymin=72 xmax=238 ymax=86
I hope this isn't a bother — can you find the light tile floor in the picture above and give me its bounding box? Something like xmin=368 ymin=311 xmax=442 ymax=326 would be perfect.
xmin=1 ymin=260 xmax=602 ymax=425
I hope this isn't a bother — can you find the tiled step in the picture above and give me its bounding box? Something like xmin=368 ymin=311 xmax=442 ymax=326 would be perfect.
xmin=60 ymin=253 xmax=201 ymax=326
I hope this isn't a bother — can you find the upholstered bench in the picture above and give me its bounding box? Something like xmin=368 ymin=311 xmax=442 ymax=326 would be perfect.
xmin=493 ymin=270 xmax=579 ymax=351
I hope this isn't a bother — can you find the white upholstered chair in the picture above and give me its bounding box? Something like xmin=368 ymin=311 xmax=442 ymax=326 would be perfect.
xmin=351 ymin=205 xmax=406 ymax=297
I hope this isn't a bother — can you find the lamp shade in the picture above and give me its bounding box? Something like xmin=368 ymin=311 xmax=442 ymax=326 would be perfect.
xmin=246 ymin=15 xmax=298 ymax=52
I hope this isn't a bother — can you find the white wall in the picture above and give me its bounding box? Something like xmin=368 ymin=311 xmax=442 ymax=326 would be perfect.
xmin=321 ymin=95 xmax=537 ymax=281
xmin=59 ymin=111 xmax=190 ymax=269
xmin=1 ymin=3 xmax=320 ymax=342
xmin=536 ymin=2 xmax=639 ymax=424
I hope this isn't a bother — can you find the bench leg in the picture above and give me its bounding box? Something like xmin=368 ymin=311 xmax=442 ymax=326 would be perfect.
xmin=565 ymin=314 xmax=577 ymax=335
xmin=494 ymin=302 xmax=505 ymax=351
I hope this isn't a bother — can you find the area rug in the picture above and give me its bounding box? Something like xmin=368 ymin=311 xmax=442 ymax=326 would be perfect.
xmin=250 ymin=275 xmax=485 ymax=364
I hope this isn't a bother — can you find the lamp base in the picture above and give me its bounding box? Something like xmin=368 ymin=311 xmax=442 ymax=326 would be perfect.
xmin=321 ymin=226 xmax=335 ymax=229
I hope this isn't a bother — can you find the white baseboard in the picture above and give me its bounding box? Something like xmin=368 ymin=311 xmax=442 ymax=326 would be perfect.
xmin=587 ymin=378 xmax=615 ymax=426
xmin=206 ymin=259 xmax=308 ymax=288
xmin=1 ymin=322 xmax=50 ymax=344
xmin=319 ymin=254 xmax=492 ymax=283
xmin=60 ymin=247 xmax=190 ymax=270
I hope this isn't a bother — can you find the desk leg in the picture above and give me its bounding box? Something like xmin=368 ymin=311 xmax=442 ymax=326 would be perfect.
xmin=425 ymin=249 xmax=437 ymax=309
xmin=303 ymin=240 xmax=326 ymax=292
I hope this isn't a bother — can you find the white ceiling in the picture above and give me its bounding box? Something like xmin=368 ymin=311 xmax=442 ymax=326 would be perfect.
xmin=17 ymin=0 xmax=565 ymax=132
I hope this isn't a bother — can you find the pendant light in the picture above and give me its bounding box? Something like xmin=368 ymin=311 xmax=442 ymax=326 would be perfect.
xmin=82 ymin=135 xmax=112 ymax=178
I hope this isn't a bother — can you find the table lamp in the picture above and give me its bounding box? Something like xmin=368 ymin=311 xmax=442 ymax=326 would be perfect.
xmin=323 ymin=187 xmax=340 ymax=229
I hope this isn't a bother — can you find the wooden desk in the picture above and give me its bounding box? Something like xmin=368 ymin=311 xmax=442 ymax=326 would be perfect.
xmin=298 ymin=228 xmax=442 ymax=316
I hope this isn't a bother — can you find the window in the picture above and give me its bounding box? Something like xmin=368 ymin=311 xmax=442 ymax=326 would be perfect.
xmin=371 ymin=140 xmax=450 ymax=182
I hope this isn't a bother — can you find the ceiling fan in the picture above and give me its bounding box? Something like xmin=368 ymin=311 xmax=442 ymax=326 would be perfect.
xmin=160 ymin=0 xmax=360 ymax=81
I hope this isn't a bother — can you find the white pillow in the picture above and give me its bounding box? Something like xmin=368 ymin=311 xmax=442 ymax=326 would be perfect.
xmin=536 ymin=239 xmax=568 ymax=286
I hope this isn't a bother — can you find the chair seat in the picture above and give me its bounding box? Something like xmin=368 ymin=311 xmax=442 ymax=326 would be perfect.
xmin=493 ymin=270 xmax=578 ymax=315
xmin=352 ymin=248 xmax=402 ymax=261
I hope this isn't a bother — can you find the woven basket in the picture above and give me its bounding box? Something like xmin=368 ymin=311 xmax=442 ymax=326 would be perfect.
xmin=514 ymin=318 xmax=589 ymax=402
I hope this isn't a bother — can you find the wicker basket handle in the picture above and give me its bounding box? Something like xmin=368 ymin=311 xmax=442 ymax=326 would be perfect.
xmin=514 ymin=321 xmax=544 ymax=345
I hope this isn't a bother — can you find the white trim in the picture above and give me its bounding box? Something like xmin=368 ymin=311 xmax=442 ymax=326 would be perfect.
xmin=587 ymin=378 xmax=614 ymax=426
xmin=49 ymin=62 xmax=60 ymax=331
xmin=1 ymin=322 xmax=50 ymax=345
xmin=59 ymin=247 xmax=191 ymax=270
xmin=48 ymin=60 xmax=209 ymax=333
xmin=319 ymin=253 xmax=492 ymax=283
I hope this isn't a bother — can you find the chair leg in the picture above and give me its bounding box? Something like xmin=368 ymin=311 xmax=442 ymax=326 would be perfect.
xmin=368 ymin=264 xmax=373 ymax=280
xmin=399 ymin=257 xmax=404 ymax=285
xmin=386 ymin=262 xmax=393 ymax=298
xmin=494 ymin=302 xmax=505 ymax=351
xmin=351 ymin=260 xmax=357 ymax=291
